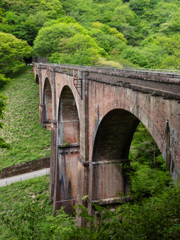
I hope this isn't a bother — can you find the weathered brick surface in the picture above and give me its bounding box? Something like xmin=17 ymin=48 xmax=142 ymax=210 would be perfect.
xmin=33 ymin=63 xmax=180 ymax=223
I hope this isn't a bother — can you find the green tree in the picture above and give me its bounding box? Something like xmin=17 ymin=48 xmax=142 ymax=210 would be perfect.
xmin=157 ymin=35 xmax=180 ymax=69
xmin=28 ymin=11 xmax=49 ymax=27
xmin=50 ymin=33 xmax=105 ymax=65
xmin=33 ymin=22 xmax=88 ymax=57
xmin=0 ymin=32 xmax=32 ymax=74
xmin=13 ymin=20 xmax=39 ymax=46
xmin=129 ymin=0 xmax=157 ymax=16
xmin=121 ymin=47 xmax=149 ymax=67
xmin=129 ymin=122 xmax=171 ymax=198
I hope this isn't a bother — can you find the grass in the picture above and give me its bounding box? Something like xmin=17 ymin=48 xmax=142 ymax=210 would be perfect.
xmin=0 ymin=175 xmax=52 ymax=239
xmin=0 ymin=66 xmax=51 ymax=171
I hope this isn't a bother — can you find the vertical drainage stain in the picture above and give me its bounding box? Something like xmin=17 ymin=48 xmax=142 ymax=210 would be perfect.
xmin=165 ymin=121 xmax=171 ymax=171
xmin=59 ymin=149 xmax=66 ymax=200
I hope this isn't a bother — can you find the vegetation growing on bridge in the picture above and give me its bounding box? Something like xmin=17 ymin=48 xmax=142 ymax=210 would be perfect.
xmin=0 ymin=67 xmax=51 ymax=170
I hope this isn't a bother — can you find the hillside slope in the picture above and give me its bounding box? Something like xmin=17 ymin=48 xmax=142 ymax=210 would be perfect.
xmin=0 ymin=67 xmax=51 ymax=171
xmin=0 ymin=175 xmax=52 ymax=239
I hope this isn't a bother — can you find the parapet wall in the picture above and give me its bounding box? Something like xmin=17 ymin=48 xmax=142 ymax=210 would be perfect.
xmin=34 ymin=63 xmax=180 ymax=100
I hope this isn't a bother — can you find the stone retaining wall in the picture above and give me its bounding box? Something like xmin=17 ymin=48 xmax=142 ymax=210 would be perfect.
xmin=0 ymin=157 xmax=50 ymax=179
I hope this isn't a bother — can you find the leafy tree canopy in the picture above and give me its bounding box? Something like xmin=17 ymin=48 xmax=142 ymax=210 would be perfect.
xmin=2 ymin=0 xmax=65 ymax=16
xmin=2 ymin=0 xmax=180 ymax=69
xmin=50 ymin=33 xmax=106 ymax=65
xmin=0 ymin=32 xmax=32 ymax=74
xmin=33 ymin=22 xmax=85 ymax=57
xmin=91 ymin=21 xmax=127 ymax=42
xmin=121 ymin=47 xmax=149 ymax=67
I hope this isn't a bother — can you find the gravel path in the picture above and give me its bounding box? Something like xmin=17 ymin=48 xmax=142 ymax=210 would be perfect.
xmin=0 ymin=168 xmax=50 ymax=187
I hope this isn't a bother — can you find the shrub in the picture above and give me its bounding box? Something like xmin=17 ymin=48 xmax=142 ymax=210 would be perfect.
xmin=121 ymin=47 xmax=149 ymax=67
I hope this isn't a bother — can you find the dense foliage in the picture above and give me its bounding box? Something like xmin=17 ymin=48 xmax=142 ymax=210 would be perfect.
xmin=130 ymin=123 xmax=171 ymax=198
xmin=1 ymin=0 xmax=180 ymax=68
xmin=1 ymin=174 xmax=179 ymax=239
xmin=71 ymin=184 xmax=180 ymax=240
xmin=0 ymin=175 xmax=53 ymax=239
xmin=0 ymin=32 xmax=32 ymax=74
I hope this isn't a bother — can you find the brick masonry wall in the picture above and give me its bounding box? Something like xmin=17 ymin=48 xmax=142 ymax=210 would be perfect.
xmin=0 ymin=157 xmax=50 ymax=179
xmin=33 ymin=63 xmax=180 ymax=221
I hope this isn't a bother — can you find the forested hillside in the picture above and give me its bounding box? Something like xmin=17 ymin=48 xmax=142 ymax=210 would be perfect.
xmin=1 ymin=0 xmax=180 ymax=69
xmin=0 ymin=1 xmax=180 ymax=239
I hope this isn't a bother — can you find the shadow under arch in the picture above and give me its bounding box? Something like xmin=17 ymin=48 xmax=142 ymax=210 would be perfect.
xmin=93 ymin=109 xmax=140 ymax=162
xmin=43 ymin=77 xmax=52 ymax=129
xmin=54 ymin=85 xmax=80 ymax=214
xmin=91 ymin=108 xmax=171 ymax=205
xmin=58 ymin=85 xmax=80 ymax=145
xmin=91 ymin=109 xmax=140 ymax=202
xmin=35 ymin=74 xmax=39 ymax=84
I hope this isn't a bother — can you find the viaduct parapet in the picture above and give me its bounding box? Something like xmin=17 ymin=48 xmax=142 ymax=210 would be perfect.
xmin=33 ymin=63 xmax=180 ymax=225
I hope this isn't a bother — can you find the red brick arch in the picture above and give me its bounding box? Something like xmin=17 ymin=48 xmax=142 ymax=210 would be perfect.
xmin=33 ymin=63 xmax=180 ymax=224
xmin=88 ymin=84 xmax=167 ymax=166
xmin=90 ymin=109 xmax=140 ymax=202
xmin=92 ymin=109 xmax=140 ymax=162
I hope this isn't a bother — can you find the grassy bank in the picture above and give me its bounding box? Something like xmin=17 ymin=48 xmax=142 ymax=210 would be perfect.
xmin=1 ymin=175 xmax=179 ymax=240
xmin=0 ymin=66 xmax=51 ymax=170
xmin=0 ymin=175 xmax=52 ymax=239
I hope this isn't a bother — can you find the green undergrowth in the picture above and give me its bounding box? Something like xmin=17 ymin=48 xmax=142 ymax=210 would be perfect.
xmin=0 ymin=175 xmax=53 ymax=239
xmin=0 ymin=66 xmax=51 ymax=170
xmin=72 ymin=183 xmax=180 ymax=240
xmin=1 ymin=176 xmax=180 ymax=239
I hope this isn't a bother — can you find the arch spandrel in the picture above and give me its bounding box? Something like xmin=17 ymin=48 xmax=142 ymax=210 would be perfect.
xmin=88 ymin=84 xmax=179 ymax=205
xmin=89 ymin=86 xmax=167 ymax=165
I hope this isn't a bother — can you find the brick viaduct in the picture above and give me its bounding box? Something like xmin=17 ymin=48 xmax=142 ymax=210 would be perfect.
xmin=33 ymin=63 xmax=180 ymax=225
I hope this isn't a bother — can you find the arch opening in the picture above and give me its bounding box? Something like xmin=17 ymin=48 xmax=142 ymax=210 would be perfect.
xmin=91 ymin=109 xmax=171 ymax=204
xmin=58 ymin=85 xmax=80 ymax=145
xmin=56 ymin=85 xmax=80 ymax=214
xmin=43 ymin=78 xmax=52 ymax=129
xmin=91 ymin=109 xmax=139 ymax=202
xmin=93 ymin=109 xmax=139 ymax=162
